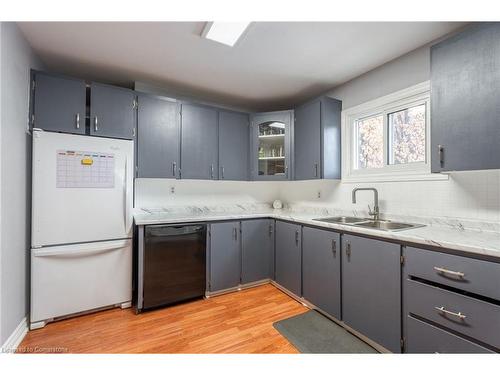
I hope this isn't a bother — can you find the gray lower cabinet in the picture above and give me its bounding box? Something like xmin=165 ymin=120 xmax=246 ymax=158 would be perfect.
xmin=406 ymin=316 xmax=493 ymax=353
xmin=90 ymin=82 xmax=136 ymax=140
xmin=32 ymin=71 xmax=86 ymax=134
xmin=209 ymin=222 xmax=241 ymax=292
xmin=219 ymin=110 xmax=250 ymax=181
xmin=302 ymin=226 xmax=341 ymax=319
xmin=241 ymin=219 xmax=274 ymax=284
xmin=431 ymin=23 xmax=500 ymax=172
xmin=275 ymin=221 xmax=302 ymax=296
xmin=294 ymin=96 xmax=341 ymax=180
xmin=342 ymin=234 xmax=401 ymax=352
xmin=181 ymin=103 xmax=219 ymax=180
xmin=137 ymin=94 xmax=180 ymax=178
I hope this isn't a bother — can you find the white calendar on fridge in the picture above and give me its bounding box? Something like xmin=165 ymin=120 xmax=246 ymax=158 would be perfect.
xmin=56 ymin=150 xmax=115 ymax=188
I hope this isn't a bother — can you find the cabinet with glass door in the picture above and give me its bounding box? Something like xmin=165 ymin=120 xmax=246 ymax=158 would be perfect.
xmin=251 ymin=110 xmax=293 ymax=180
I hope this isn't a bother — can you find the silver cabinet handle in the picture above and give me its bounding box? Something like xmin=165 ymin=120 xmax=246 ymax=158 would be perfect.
xmin=269 ymin=224 xmax=273 ymax=236
xmin=295 ymin=229 xmax=299 ymax=246
xmin=331 ymin=239 xmax=337 ymax=257
xmin=210 ymin=164 xmax=214 ymax=179
xmin=433 ymin=266 xmax=465 ymax=279
xmin=435 ymin=306 xmax=466 ymax=320
xmin=285 ymin=165 xmax=288 ymax=179
xmin=346 ymin=242 xmax=351 ymax=260
xmin=94 ymin=116 xmax=98 ymax=132
xmin=221 ymin=166 xmax=225 ymax=179
xmin=438 ymin=145 xmax=444 ymax=167
xmin=172 ymin=162 xmax=177 ymax=177
xmin=314 ymin=163 xmax=318 ymax=178
xmin=233 ymin=227 xmax=238 ymax=241
xmin=75 ymin=113 xmax=80 ymax=129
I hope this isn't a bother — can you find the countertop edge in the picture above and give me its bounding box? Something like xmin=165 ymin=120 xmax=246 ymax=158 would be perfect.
xmin=134 ymin=212 xmax=500 ymax=261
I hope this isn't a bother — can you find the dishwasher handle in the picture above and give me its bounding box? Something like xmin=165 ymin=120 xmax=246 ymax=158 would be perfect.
xmin=145 ymin=224 xmax=206 ymax=237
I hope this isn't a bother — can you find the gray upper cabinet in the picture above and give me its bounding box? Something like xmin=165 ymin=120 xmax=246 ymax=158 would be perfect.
xmin=302 ymin=226 xmax=341 ymax=319
xmin=137 ymin=94 xmax=180 ymax=178
xmin=181 ymin=103 xmax=219 ymax=180
xmin=275 ymin=221 xmax=301 ymax=296
xmin=431 ymin=23 xmax=500 ymax=172
xmin=342 ymin=234 xmax=401 ymax=352
xmin=218 ymin=110 xmax=250 ymax=181
xmin=32 ymin=72 xmax=86 ymax=135
xmin=251 ymin=111 xmax=293 ymax=180
xmin=294 ymin=97 xmax=342 ymax=180
xmin=209 ymin=222 xmax=241 ymax=292
xmin=90 ymin=82 xmax=136 ymax=140
xmin=241 ymin=219 xmax=274 ymax=284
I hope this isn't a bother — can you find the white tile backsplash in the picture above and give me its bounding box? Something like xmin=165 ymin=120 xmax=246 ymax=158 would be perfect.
xmin=135 ymin=169 xmax=499 ymax=226
xmin=278 ymin=170 xmax=500 ymax=224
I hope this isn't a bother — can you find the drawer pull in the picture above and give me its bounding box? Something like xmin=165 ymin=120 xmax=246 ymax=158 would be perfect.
xmin=433 ymin=266 xmax=465 ymax=278
xmin=435 ymin=306 xmax=466 ymax=320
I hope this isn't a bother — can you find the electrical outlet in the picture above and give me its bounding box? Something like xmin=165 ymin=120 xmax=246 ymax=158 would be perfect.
xmin=317 ymin=191 xmax=321 ymax=199
xmin=170 ymin=186 xmax=175 ymax=194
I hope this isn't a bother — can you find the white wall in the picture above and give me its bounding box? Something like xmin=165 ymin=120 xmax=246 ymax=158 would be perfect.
xmin=0 ymin=22 xmax=43 ymax=346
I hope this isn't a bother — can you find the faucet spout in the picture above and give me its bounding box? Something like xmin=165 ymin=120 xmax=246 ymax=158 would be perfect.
xmin=352 ymin=187 xmax=380 ymax=221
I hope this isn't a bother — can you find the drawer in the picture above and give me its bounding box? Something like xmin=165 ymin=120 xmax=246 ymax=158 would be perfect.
xmin=406 ymin=279 xmax=500 ymax=349
xmin=404 ymin=246 xmax=500 ymax=300
xmin=406 ymin=316 xmax=493 ymax=353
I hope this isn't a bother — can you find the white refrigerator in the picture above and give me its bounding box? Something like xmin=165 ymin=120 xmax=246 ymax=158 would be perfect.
xmin=30 ymin=130 xmax=134 ymax=329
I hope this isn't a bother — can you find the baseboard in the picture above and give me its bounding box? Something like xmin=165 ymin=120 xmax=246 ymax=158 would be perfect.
xmin=1 ymin=317 xmax=28 ymax=354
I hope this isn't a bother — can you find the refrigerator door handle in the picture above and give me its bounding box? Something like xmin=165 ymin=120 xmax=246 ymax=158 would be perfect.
xmin=124 ymin=156 xmax=131 ymax=232
xmin=33 ymin=240 xmax=129 ymax=258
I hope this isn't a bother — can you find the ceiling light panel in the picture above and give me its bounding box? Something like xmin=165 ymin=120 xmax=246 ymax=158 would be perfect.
xmin=203 ymin=22 xmax=250 ymax=47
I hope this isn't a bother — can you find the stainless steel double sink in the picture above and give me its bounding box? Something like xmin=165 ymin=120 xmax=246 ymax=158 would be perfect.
xmin=312 ymin=216 xmax=424 ymax=232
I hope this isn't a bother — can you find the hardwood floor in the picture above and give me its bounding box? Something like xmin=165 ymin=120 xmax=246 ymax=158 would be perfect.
xmin=18 ymin=284 xmax=308 ymax=354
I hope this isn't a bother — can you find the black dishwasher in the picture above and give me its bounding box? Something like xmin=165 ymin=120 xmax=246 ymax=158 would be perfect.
xmin=143 ymin=224 xmax=206 ymax=310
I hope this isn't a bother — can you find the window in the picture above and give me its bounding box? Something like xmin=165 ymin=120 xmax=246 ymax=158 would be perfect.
xmin=342 ymin=82 xmax=446 ymax=182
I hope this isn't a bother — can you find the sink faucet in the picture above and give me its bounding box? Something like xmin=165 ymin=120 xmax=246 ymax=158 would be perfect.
xmin=352 ymin=187 xmax=380 ymax=221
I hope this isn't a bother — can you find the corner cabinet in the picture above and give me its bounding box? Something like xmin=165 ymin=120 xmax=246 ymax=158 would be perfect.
xmin=250 ymin=111 xmax=293 ymax=180
xmin=294 ymin=96 xmax=341 ymax=180
xmin=431 ymin=23 xmax=500 ymax=172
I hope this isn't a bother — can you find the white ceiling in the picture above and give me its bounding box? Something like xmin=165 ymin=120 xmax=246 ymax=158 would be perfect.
xmin=18 ymin=22 xmax=465 ymax=111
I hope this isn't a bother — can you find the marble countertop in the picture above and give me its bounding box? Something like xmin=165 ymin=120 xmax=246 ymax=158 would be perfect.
xmin=134 ymin=206 xmax=500 ymax=260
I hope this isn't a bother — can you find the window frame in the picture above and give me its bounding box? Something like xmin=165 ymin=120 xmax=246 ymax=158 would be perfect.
xmin=342 ymin=81 xmax=447 ymax=182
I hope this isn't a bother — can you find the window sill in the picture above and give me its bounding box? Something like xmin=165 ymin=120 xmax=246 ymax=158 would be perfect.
xmin=342 ymin=172 xmax=449 ymax=183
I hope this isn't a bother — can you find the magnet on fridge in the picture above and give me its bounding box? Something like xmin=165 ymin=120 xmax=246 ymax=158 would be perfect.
xmin=81 ymin=158 xmax=93 ymax=166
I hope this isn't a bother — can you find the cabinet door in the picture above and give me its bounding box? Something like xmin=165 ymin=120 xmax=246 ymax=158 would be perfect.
xmin=209 ymin=222 xmax=240 ymax=292
xmin=251 ymin=111 xmax=292 ymax=180
xmin=181 ymin=103 xmax=219 ymax=180
xmin=241 ymin=219 xmax=274 ymax=284
xmin=218 ymin=111 xmax=249 ymax=181
xmin=302 ymin=226 xmax=341 ymax=319
xmin=90 ymin=83 xmax=136 ymax=140
xmin=342 ymin=234 xmax=401 ymax=352
xmin=137 ymin=94 xmax=180 ymax=178
xmin=431 ymin=23 xmax=500 ymax=172
xmin=275 ymin=221 xmax=301 ymax=296
xmin=33 ymin=72 xmax=86 ymax=134
xmin=294 ymin=100 xmax=321 ymax=180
